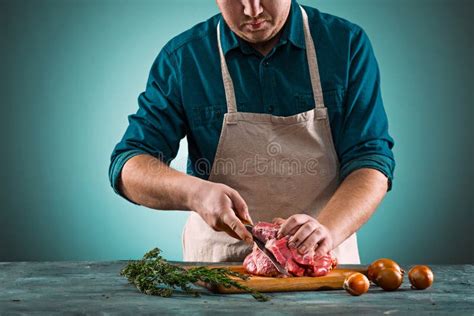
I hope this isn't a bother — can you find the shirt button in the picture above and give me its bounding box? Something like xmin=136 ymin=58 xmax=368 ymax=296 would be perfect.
xmin=264 ymin=61 xmax=270 ymax=66
xmin=268 ymin=106 xmax=273 ymax=113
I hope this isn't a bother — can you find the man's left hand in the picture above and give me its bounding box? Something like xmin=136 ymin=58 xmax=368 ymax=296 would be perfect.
xmin=275 ymin=214 xmax=334 ymax=258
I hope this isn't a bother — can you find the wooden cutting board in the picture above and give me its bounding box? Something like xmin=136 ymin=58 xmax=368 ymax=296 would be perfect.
xmin=186 ymin=264 xmax=368 ymax=294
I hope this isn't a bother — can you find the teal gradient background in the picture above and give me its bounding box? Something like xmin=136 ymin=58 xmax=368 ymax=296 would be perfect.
xmin=1 ymin=0 xmax=473 ymax=263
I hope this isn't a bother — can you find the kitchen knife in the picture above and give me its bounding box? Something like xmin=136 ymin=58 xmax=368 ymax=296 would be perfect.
xmin=245 ymin=224 xmax=290 ymax=277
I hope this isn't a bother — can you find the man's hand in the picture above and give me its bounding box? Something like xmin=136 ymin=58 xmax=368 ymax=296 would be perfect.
xmin=121 ymin=155 xmax=254 ymax=243
xmin=275 ymin=214 xmax=334 ymax=258
xmin=189 ymin=181 xmax=254 ymax=243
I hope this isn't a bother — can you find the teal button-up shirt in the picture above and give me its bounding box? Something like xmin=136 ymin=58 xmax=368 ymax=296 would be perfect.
xmin=109 ymin=1 xmax=395 ymax=199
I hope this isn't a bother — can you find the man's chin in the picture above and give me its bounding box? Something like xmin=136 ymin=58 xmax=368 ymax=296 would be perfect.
xmin=239 ymin=31 xmax=274 ymax=44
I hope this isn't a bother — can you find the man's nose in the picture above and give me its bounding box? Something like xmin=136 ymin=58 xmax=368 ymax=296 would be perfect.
xmin=243 ymin=0 xmax=264 ymax=18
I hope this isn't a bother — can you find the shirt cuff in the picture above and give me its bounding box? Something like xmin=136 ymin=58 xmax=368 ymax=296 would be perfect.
xmin=109 ymin=149 xmax=149 ymax=204
xmin=340 ymin=154 xmax=395 ymax=191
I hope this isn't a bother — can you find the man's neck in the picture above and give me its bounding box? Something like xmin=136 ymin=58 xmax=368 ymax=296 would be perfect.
xmin=249 ymin=31 xmax=283 ymax=56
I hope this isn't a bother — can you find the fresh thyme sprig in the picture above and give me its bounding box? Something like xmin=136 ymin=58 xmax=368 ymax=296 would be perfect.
xmin=120 ymin=247 xmax=269 ymax=302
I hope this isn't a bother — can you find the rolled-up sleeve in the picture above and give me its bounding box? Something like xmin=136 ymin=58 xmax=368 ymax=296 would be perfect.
xmin=109 ymin=47 xmax=186 ymax=198
xmin=338 ymin=26 xmax=395 ymax=190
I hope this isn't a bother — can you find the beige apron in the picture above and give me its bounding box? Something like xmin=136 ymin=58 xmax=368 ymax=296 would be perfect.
xmin=182 ymin=6 xmax=360 ymax=264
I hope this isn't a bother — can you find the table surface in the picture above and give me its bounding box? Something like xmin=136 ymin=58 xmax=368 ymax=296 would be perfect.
xmin=0 ymin=261 xmax=472 ymax=315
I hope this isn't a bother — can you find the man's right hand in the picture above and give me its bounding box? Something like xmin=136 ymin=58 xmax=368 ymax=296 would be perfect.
xmin=120 ymin=155 xmax=253 ymax=242
xmin=188 ymin=181 xmax=254 ymax=243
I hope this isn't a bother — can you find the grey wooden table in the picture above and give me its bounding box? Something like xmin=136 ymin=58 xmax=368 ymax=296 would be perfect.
xmin=0 ymin=261 xmax=472 ymax=315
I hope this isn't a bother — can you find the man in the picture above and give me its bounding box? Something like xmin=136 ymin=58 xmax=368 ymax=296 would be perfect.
xmin=109 ymin=0 xmax=395 ymax=263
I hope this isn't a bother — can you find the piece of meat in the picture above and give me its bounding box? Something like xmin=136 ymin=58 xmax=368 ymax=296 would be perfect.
xmin=242 ymin=245 xmax=280 ymax=277
xmin=307 ymin=255 xmax=338 ymax=276
xmin=243 ymin=221 xmax=337 ymax=277
xmin=286 ymin=257 xmax=306 ymax=276
xmin=266 ymin=237 xmax=318 ymax=276
xmin=252 ymin=222 xmax=279 ymax=242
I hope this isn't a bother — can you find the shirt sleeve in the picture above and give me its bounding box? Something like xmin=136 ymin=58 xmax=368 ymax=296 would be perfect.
xmin=338 ymin=26 xmax=396 ymax=190
xmin=109 ymin=47 xmax=186 ymax=199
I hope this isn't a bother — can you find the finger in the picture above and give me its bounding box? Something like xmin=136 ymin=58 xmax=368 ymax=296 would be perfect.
xmin=287 ymin=222 xmax=317 ymax=249
xmin=314 ymin=238 xmax=331 ymax=259
xmin=222 ymin=212 xmax=253 ymax=244
xmin=277 ymin=215 xmax=310 ymax=238
xmin=215 ymin=212 xmax=243 ymax=240
xmin=223 ymin=227 xmax=243 ymax=241
xmin=212 ymin=222 xmax=241 ymax=240
xmin=217 ymin=225 xmax=241 ymax=240
xmin=272 ymin=217 xmax=285 ymax=225
xmin=227 ymin=189 xmax=253 ymax=225
xmin=297 ymin=228 xmax=324 ymax=255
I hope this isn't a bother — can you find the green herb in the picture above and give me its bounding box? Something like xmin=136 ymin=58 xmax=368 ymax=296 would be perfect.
xmin=120 ymin=247 xmax=269 ymax=302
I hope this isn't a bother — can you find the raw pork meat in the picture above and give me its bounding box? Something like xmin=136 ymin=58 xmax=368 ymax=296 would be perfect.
xmin=243 ymin=222 xmax=337 ymax=277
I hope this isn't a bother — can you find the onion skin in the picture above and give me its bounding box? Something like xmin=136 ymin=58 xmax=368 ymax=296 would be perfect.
xmin=343 ymin=272 xmax=370 ymax=296
xmin=368 ymin=258 xmax=404 ymax=285
xmin=408 ymin=265 xmax=434 ymax=290
xmin=376 ymin=268 xmax=403 ymax=291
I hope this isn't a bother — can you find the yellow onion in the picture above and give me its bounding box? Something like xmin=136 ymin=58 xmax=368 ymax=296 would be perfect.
xmin=367 ymin=258 xmax=404 ymax=285
xmin=408 ymin=265 xmax=434 ymax=290
xmin=376 ymin=268 xmax=403 ymax=291
xmin=343 ymin=272 xmax=370 ymax=296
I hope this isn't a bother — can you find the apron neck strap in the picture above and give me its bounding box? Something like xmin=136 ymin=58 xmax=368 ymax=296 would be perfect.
xmin=217 ymin=21 xmax=238 ymax=113
xmin=216 ymin=5 xmax=325 ymax=114
xmin=300 ymin=5 xmax=325 ymax=108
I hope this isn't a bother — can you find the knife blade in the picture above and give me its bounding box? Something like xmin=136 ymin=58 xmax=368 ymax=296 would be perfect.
xmin=245 ymin=224 xmax=290 ymax=276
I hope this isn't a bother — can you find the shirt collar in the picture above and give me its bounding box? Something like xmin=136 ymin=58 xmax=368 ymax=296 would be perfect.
xmin=219 ymin=0 xmax=305 ymax=56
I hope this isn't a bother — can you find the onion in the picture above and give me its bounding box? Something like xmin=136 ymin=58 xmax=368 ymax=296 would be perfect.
xmin=367 ymin=258 xmax=404 ymax=285
xmin=375 ymin=268 xmax=403 ymax=291
xmin=343 ymin=272 xmax=370 ymax=296
xmin=408 ymin=265 xmax=434 ymax=290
